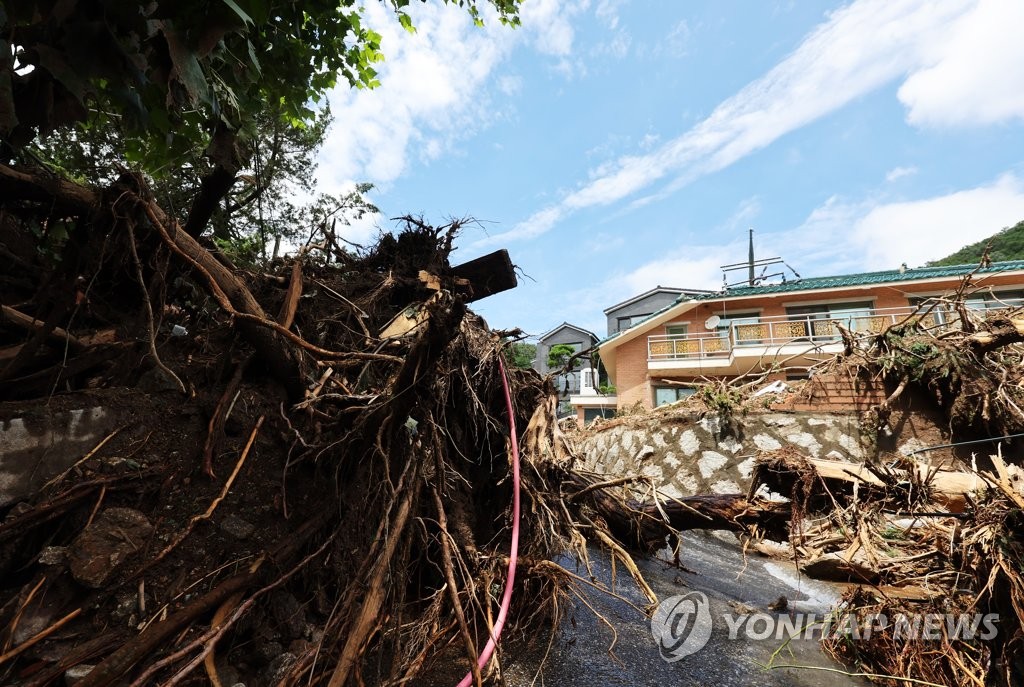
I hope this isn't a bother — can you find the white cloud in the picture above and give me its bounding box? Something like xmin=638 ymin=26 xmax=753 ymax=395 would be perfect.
xmin=571 ymin=198 xmax=763 ymax=315
xmin=775 ymin=173 xmax=1024 ymax=275
xmin=497 ymin=74 xmax=523 ymax=96
xmin=520 ymin=0 xmax=590 ymax=57
xmin=317 ymin=0 xmax=601 ymax=195
xmin=614 ymin=250 xmax=729 ymax=296
xmin=664 ymin=19 xmax=691 ymax=58
xmin=318 ymin=3 xmax=516 ymax=190
xmin=597 ymin=31 xmax=631 ymax=59
xmin=898 ymin=0 xmax=1024 ymax=127
xmin=484 ymin=0 xmax=982 ymax=245
xmin=885 ymin=166 xmax=918 ymax=182
xmin=595 ymin=0 xmax=625 ymax=29
xmin=851 ymin=173 xmax=1024 ymax=269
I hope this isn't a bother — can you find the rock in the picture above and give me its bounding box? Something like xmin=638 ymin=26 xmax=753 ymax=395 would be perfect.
xmin=752 ymin=433 xmax=782 ymax=451
xmin=219 ymin=513 xmax=255 ymax=540
xmin=270 ymin=591 xmax=307 ymax=639
xmin=254 ymin=639 xmax=284 ymax=663
xmin=697 ymin=450 xmax=728 ymax=478
xmin=267 ymin=653 xmax=297 ymax=684
xmin=39 ymin=545 xmax=68 ymax=566
xmin=0 ymin=407 xmax=115 ymax=508
xmin=710 ymin=478 xmax=741 ymax=494
xmin=215 ymin=661 xmax=241 ymax=687
xmin=65 ymin=664 xmax=95 ymax=685
xmin=68 ymin=508 xmax=153 ymax=588
xmin=137 ymin=367 xmax=183 ymax=393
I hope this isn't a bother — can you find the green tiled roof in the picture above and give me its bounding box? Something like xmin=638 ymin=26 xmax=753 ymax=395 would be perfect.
xmin=598 ymin=260 xmax=1024 ymax=347
xmin=687 ymin=260 xmax=1024 ymax=301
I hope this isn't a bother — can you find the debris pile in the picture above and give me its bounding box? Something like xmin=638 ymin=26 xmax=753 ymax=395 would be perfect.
xmin=0 ymin=168 xmax=564 ymax=685
xmin=0 ymin=167 xmax=795 ymax=685
xmin=740 ymin=293 xmax=1024 ymax=687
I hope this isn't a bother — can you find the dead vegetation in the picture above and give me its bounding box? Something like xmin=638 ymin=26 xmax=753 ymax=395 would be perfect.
xmin=740 ymin=287 xmax=1024 ymax=687
xmin=0 ymin=165 xmax=802 ymax=686
xmin=6 ymin=158 xmax=1024 ymax=687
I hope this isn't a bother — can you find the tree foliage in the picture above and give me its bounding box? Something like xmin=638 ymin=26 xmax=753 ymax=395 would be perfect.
xmin=547 ymin=343 xmax=576 ymax=369
xmin=2 ymin=0 xmax=521 ymax=167
xmin=504 ymin=341 xmax=536 ymax=369
xmin=929 ymin=219 xmax=1024 ymax=266
xmin=2 ymin=0 xmax=519 ymax=261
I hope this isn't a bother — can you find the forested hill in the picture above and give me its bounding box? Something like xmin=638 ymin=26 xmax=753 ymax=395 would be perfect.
xmin=929 ymin=219 xmax=1024 ymax=265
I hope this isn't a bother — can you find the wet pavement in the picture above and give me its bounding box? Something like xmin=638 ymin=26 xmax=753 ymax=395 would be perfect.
xmin=501 ymin=532 xmax=868 ymax=686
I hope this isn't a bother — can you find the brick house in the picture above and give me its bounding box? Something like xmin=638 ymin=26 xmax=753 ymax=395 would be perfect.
xmin=596 ymin=261 xmax=1024 ymax=413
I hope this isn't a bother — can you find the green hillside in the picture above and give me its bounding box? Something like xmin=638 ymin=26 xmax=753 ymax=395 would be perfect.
xmin=929 ymin=219 xmax=1024 ymax=266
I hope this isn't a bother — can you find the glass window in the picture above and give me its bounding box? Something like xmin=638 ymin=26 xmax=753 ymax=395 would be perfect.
xmin=965 ymin=290 xmax=1024 ymax=311
xmin=554 ymin=372 xmax=579 ymax=394
xmin=654 ymin=386 xmax=695 ymax=407
xmin=666 ymin=324 xmax=688 ymax=336
xmin=617 ymin=314 xmax=651 ymax=332
xmin=583 ymin=407 xmax=615 ymax=423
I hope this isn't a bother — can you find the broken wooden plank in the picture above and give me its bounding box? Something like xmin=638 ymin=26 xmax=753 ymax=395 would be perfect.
xmin=451 ymin=249 xmax=517 ymax=302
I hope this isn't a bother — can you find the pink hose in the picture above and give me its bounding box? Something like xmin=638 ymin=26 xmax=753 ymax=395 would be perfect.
xmin=456 ymin=356 xmax=521 ymax=687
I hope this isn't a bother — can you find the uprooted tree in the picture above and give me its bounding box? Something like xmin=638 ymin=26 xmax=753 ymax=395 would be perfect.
xmin=0 ymin=3 xmax=801 ymax=685
xmin=8 ymin=4 xmax=1024 ymax=686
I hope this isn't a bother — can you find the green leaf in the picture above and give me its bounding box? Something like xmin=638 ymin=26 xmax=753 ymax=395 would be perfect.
xmin=221 ymin=0 xmax=254 ymax=25
xmin=163 ymin=24 xmax=211 ymax=106
xmin=398 ymin=13 xmax=416 ymax=34
xmin=246 ymin=39 xmax=261 ymax=75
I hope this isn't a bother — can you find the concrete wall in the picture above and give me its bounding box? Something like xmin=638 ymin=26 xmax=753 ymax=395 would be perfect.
xmin=577 ymin=385 xmax=961 ymax=498
xmin=1 ymin=406 xmax=119 ymax=507
xmin=577 ymin=410 xmax=875 ymax=498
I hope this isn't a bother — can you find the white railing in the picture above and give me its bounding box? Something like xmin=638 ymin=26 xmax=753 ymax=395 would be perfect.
xmin=647 ymin=299 xmax=1024 ymax=361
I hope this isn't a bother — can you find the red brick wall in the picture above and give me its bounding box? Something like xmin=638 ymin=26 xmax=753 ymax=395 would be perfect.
xmin=614 ymin=335 xmax=651 ymax=407
xmin=771 ymin=372 xmax=889 ymax=412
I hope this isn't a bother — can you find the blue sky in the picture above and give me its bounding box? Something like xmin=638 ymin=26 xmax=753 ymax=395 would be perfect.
xmin=316 ymin=0 xmax=1024 ymax=339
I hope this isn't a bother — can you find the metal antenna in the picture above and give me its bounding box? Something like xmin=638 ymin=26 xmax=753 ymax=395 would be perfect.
xmin=748 ymin=228 xmax=755 ymax=286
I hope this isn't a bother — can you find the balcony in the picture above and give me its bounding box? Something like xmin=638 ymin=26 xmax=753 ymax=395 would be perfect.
xmin=646 ymin=302 xmax=1021 ymax=372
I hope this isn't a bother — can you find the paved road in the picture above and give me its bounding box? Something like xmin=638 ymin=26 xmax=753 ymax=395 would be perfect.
xmin=500 ymin=532 xmax=868 ymax=687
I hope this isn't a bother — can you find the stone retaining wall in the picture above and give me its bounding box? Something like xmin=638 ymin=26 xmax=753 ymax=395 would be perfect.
xmin=577 ymin=410 xmax=874 ymax=499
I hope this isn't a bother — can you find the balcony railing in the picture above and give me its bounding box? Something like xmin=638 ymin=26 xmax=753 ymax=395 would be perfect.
xmin=648 ymin=333 xmax=732 ymax=359
xmin=647 ymin=300 xmax=1024 ymax=361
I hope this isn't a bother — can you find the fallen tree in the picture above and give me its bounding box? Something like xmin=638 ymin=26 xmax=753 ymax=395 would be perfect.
xmin=749 ymin=442 xmax=1024 ymax=687
xmin=0 ymin=164 xmax=799 ymax=686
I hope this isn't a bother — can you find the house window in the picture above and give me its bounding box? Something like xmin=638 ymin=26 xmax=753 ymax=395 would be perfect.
xmin=617 ymin=314 xmax=650 ymax=332
xmin=583 ymin=407 xmax=615 ymax=423
xmin=907 ymin=297 xmax=952 ymax=327
xmin=654 ymin=386 xmax=695 ymax=407
xmin=965 ymin=290 xmax=1024 ymax=311
xmin=554 ymin=371 xmax=579 ymax=395
xmin=665 ymin=324 xmax=688 ymax=337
